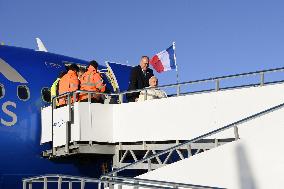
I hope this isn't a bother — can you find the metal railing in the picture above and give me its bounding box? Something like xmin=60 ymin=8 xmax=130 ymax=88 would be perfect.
xmin=41 ymin=67 xmax=284 ymax=188
xmin=22 ymin=174 xmax=225 ymax=189
xmin=101 ymin=176 xmax=225 ymax=189
xmin=49 ymin=66 xmax=284 ymax=156
xmin=104 ymin=101 xmax=284 ymax=176
xmin=160 ymin=66 xmax=284 ymax=94
xmin=51 ymin=66 xmax=284 ymax=106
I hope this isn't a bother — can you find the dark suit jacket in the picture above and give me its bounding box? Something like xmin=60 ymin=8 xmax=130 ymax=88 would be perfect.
xmin=126 ymin=65 xmax=154 ymax=102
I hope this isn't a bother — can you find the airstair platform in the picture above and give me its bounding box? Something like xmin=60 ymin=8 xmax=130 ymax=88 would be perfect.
xmin=132 ymin=104 xmax=284 ymax=189
xmin=28 ymin=67 xmax=284 ymax=188
xmin=41 ymin=81 xmax=284 ymax=173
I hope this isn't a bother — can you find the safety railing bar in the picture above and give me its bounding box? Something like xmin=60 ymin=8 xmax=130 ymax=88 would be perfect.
xmin=104 ymin=180 xmax=171 ymax=189
xmin=52 ymin=79 xmax=284 ymax=104
xmin=73 ymin=90 xmax=116 ymax=96
xmin=118 ymin=66 xmax=284 ymax=94
xmin=103 ymin=179 xmax=221 ymax=189
xmin=24 ymin=180 xmax=79 ymax=183
xmin=22 ymin=175 xmax=223 ymax=189
xmin=101 ymin=176 xmax=225 ymax=189
xmin=156 ymin=67 xmax=284 ymax=89
xmin=191 ymin=66 xmax=284 ymax=83
xmin=171 ymin=79 xmax=284 ymax=98
xmin=23 ymin=174 xmax=101 ymax=183
xmin=107 ymin=101 xmax=284 ymax=175
xmin=52 ymin=77 xmax=284 ymax=104
xmin=50 ymin=68 xmax=284 ymax=104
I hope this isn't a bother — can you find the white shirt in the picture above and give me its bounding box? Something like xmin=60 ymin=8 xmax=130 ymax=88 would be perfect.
xmin=138 ymin=88 xmax=167 ymax=101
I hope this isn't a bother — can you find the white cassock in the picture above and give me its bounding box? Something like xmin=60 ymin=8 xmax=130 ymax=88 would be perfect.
xmin=138 ymin=88 xmax=167 ymax=101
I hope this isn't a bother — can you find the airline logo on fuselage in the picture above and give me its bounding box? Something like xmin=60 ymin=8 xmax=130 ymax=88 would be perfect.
xmin=0 ymin=58 xmax=28 ymax=127
xmin=0 ymin=58 xmax=28 ymax=83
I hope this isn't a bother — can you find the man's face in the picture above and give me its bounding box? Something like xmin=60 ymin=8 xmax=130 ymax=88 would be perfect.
xmin=78 ymin=71 xmax=84 ymax=79
xmin=149 ymin=78 xmax=158 ymax=87
xmin=140 ymin=57 xmax=149 ymax=71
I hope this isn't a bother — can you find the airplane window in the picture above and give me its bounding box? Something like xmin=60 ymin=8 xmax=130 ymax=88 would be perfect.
xmin=0 ymin=84 xmax=4 ymax=99
xmin=17 ymin=85 xmax=30 ymax=101
xmin=41 ymin=87 xmax=51 ymax=103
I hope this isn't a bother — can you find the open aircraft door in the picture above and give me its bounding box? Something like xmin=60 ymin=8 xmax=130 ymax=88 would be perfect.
xmin=105 ymin=61 xmax=133 ymax=93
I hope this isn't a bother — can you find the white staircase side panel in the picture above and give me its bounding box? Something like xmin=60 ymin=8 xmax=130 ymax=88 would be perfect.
xmin=41 ymin=105 xmax=70 ymax=146
xmin=71 ymin=103 xmax=80 ymax=142
xmin=40 ymin=106 xmax=52 ymax=144
xmin=41 ymin=103 xmax=114 ymax=146
xmin=73 ymin=102 xmax=113 ymax=142
xmin=112 ymin=83 xmax=284 ymax=142
xmin=52 ymin=106 xmax=70 ymax=147
xmin=41 ymin=83 xmax=284 ymax=144
xmin=135 ymin=107 xmax=284 ymax=189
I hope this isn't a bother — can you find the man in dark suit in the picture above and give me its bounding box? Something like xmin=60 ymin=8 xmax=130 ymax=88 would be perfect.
xmin=126 ymin=56 xmax=154 ymax=102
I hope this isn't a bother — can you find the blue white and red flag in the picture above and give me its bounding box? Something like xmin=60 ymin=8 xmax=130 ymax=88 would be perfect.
xmin=150 ymin=44 xmax=176 ymax=73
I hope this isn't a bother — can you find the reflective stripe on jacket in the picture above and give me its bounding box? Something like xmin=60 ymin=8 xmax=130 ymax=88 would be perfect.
xmin=58 ymin=70 xmax=79 ymax=105
xmin=79 ymin=65 xmax=106 ymax=101
xmin=51 ymin=78 xmax=60 ymax=98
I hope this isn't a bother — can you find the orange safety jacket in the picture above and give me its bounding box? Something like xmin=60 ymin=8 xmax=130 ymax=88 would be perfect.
xmin=79 ymin=65 xmax=106 ymax=101
xmin=58 ymin=70 xmax=79 ymax=106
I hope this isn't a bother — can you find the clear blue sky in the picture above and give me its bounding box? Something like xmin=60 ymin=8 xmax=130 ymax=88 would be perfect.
xmin=1 ymin=0 xmax=284 ymax=87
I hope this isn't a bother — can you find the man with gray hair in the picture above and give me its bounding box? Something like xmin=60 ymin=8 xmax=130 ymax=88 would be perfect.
xmin=126 ymin=56 xmax=154 ymax=102
xmin=138 ymin=76 xmax=167 ymax=101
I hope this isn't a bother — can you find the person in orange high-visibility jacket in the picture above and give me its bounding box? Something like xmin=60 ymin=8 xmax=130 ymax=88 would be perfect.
xmin=58 ymin=64 xmax=80 ymax=106
xmin=79 ymin=60 xmax=106 ymax=102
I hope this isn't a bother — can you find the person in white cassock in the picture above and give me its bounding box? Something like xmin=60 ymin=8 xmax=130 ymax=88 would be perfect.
xmin=138 ymin=76 xmax=167 ymax=101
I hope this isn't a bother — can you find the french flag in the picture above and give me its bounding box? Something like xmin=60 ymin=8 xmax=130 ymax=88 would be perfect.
xmin=150 ymin=44 xmax=176 ymax=73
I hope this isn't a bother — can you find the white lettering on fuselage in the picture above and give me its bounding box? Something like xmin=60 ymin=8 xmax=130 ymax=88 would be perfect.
xmin=1 ymin=101 xmax=17 ymax=126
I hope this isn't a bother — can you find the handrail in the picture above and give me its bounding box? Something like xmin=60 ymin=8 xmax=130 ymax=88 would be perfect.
xmin=101 ymin=175 xmax=225 ymax=189
xmin=162 ymin=66 xmax=284 ymax=87
xmin=22 ymin=174 xmax=224 ymax=189
xmin=106 ymin=101 xmax=284 ymax=176
xmin=118 ymin=66 xmax=284 ymax=95
xmin=50 ymin=66 xmax=284 ymax=104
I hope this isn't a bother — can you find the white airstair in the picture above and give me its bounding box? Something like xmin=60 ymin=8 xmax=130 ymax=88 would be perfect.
xmin=26 ymin=67 xmax=284 ymax=188
xmin=102 ymin=101 xmax=284 ymax=189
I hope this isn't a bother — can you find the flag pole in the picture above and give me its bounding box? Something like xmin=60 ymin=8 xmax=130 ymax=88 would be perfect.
xmin=173 ymin=42 xmax=180 ymax=96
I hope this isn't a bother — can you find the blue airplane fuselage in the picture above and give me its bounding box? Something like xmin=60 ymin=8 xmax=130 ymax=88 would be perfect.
xmin=0 ymin=45 xmax=113 ymax=188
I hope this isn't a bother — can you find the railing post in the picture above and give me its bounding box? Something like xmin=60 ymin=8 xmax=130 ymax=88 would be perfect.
xmin=28 ymin=182 xmax=32 ymax=189
xmin=73 ymin=92 xmax=77 ymax=103
xmin=52 ymin=96 xmax=56 ymax=109
xmin=187 ymin=144 xmax=192 ymax=157
xmin=147 ymin=159 xmax=151 ymax=172
xmin=119 ymin=94 xmax=123 ymax=104
xmin=43 ymin=177 xmax=47 ymax=189
xmin=177 ymin=84 xmax=180 ymax=96
xmin=109 ymin=182 xmax=114 ymax=189
xmin=52 ymin=96 xmax=55 ymax=156
xmin=68 ymin=94 xmax=71 ymax=121
xmin=69 ymin=181 xmax=72 ymax=189
xmin=133 ymin=180 xmax=139 ymax=189
xmin=144 ymin=89 xmax=147 ymax=101
xmin=88 ymin=92 xmax=91 ymax=102
xmin=80 ymin=179 xmax=85 ymax=189
xmin=234 ymin=126 xmax=240 ymax=140
xmin=109 ymin=173 xmax=116 ymax=189
xmin=58 ymin=177 xmax=62 ymax=189
xmin=65 ymin=121 xmax=70 ymax=154
xmin=23 ymin=180 xmax=27 ymax=189
xmin=112 ymin=172 xmax=122 ymax=189
xmin=215 ymin=79 xmax=220 ymax=91
xmin=98 ymin=181 xmax=102 ymax=189
xmin=260 ymin=72 xmax=264 ymax=86
xmin=214 ymin=138 xmax=218 ymax=147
